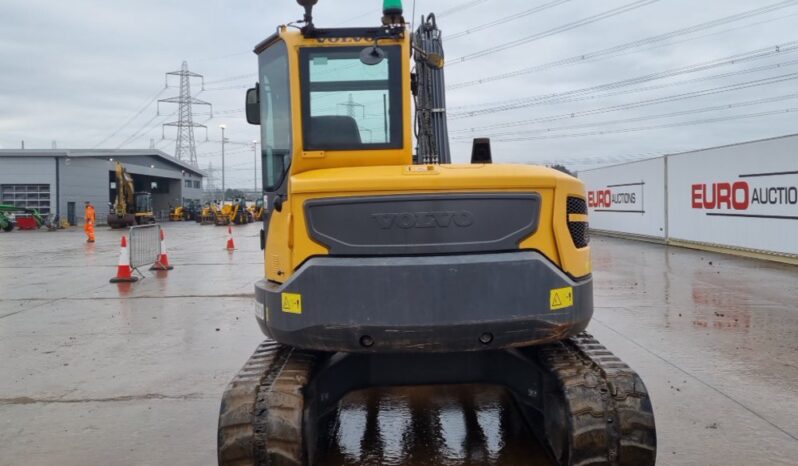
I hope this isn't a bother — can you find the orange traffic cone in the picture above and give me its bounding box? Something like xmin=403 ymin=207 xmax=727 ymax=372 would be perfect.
xmin=150 ymin=229 xmax=174 ymax=271
xmin=226 ymin=225 xmax=236 ymax=251
xmin=110 ymin=236 xmax=138 ymax=283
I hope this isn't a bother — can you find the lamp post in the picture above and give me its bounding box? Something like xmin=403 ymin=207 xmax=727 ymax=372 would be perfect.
xmin=251 ymin=140 xmax=258 ymax=192
xmin=219 ymin=124 xmax=227 ymax=199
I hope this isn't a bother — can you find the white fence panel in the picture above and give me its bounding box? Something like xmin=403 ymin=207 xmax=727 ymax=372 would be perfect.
xmin=579 ymin=157 xmax=666 ymax=239
xmin=129 ymin=224 xmax=161 ymax=269
xmin=667 ymin=135 xmax=798 ymax=255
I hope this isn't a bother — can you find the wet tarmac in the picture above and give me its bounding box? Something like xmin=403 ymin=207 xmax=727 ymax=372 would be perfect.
xmin=1 ymin=225 xmax=797 ymax=465
xmin=318 ymin=385 xmax=552 ymax=466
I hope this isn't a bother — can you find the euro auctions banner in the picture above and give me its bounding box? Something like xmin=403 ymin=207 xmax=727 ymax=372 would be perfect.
xmin=668 ymin=135 xmax=798 ymax=255
xmin=579 ymin=157 xmax=666 ymax=239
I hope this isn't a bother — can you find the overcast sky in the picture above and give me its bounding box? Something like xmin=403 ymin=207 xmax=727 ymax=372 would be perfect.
xmin=1 ymin=0 xmax=797 ymax=188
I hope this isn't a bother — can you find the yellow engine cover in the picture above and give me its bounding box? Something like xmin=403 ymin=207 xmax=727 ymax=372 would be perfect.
xmin=265 ymin=163 xmax=591 ymax=282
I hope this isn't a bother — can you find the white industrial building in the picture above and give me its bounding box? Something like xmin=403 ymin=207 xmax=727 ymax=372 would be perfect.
xmin=0 ymin=149 xmax=205 ymax=225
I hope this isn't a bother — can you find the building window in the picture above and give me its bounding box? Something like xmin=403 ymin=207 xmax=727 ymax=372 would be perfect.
xmin=193 ymin=180 xmax=201 ymax=189
xmin=185 ymin=180 xmax=192 ymax=188
xmin=1 ymin=184 xmax=51 ymax=214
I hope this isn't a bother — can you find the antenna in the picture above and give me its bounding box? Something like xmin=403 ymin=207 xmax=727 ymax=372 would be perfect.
xmin=297 ymin=0 xmax=318 ymax=30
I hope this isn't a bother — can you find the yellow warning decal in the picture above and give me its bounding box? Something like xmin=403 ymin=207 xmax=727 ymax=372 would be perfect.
xmin=550 ymin=287 xmax=574 ymax=311
xmin=281 ymin=293 xmax=302 ymax=314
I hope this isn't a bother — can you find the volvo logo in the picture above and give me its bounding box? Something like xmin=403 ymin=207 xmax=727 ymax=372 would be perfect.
xmin=371 ymin=211 xmax=474 ymax=229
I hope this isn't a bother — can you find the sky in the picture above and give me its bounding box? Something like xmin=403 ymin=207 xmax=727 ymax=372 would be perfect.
xmin=1 ymin=0 xmax=797 ymax=189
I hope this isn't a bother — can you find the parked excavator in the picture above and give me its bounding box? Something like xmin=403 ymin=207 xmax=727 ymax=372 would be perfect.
xmin=250 ymin=199 xmax=265 ymax=221
xmin=231 ymin=198 xmax=253 ymax=225
xmin=211 ymin=202 xmax=231 ymax=226
xmin=218 ymin=2 xmax=656 ymax=465
xmin=198 ymin=203 xmax=214 ymax=225
xmin=169 ymin=205 xmax=186 ymax=221
xmin=107 ymin=161 xmax=155 ymax=228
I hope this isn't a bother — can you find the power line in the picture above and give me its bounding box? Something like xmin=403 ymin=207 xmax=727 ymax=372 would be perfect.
xmin=451 ymin=65 xmax=798 ymax=133
xmin=92 ymin=87 xmax=167 ymax=148
xmin=511 ymin=150 xmax=676 ymax=168
xmin=115 ymin=112 xmax=172 ymax=149
xmin=115 ymin=90 xmax=205 ymax=150
xmin=448 ymin=44 xmax=798 ymax=121
xmin=449 ymin=66 xmax=798 ymax=119
xmin=335 ymin=8 xmax=382 ymax=26
xmin=438 ymin=0 xmax=490 ymax=18
xmin=205 ymin=73 xmax=257 ymax=85
xmin=448 ymin=1 xmax=798 ymax=89
xmin=204 ymin=84 xmax=250 ymax=92
xmin=447 ymin=0 xmax=571 ymax=40
xmin=452 ymin=93 xmax=798 ymax=140
xmin=213 ymin=109 xmax=245 ymax=115
xmin=487 ymin=107 xmax=798 ymax=142
xmin=451 ymin=43 xmax=798 ymax=113
xmin=449 ymin=0 xmax=659 ymax=65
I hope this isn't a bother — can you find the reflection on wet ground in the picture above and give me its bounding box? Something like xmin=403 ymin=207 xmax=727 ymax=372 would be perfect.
xmin=3 ymin=225 xmax=798 ymax=465
xmin=318 ymin=385 xmax=554 ymax=466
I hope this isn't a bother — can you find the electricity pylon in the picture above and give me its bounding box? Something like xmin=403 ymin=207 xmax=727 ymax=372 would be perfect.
xmin=159 ymin=61 xmax=212 ymax=166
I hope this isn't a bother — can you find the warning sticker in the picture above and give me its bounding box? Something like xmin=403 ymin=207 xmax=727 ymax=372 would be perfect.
xmin=550 ymin=287 xmax=574 ymax=311
xmin=281 ymin=293 xmax=302 ymax=314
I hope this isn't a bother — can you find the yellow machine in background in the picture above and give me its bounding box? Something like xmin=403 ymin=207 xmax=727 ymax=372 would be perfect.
xmin=211 ymin=199 xmax=253 ymax=226
xmin=210 ymin=202 xmax=230 ymax=226
xmin=249 ymin=199 xmax=264 ymax=221
xmin=195 ymin=203 xmax=213 ymax=225
xmin=107 ymin=161 xmax=154 ymax=229
xmin=169 ymin=206 xmax=185 ymax=221
xmin=217 ymin=2 xmax=655 ymax=465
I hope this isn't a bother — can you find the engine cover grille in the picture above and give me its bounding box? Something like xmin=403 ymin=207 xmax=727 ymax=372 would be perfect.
xmin=304 ymin=193 xmax=541 ymax=255
xmin=567 ymin=196 xmax=589 ymax=249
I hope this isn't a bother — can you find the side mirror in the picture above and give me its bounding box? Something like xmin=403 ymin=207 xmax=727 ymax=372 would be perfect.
xmin=245 ymin=84 xmax=260 ymax=125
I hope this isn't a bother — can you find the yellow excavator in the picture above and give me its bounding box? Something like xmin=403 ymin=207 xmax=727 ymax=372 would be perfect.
xmin=196 ymin=202 xmax=214 ymax=225
xmin=169 ymin=206 xmax=186 ymax=221
xmin=211 ymin=202 xmax=231 ymax=226
xmin=108 ymin=161 xmax=154 ymax=229
xmin=218 ymin=2 xmax=656 ymax=465
xmin=249 ymin=199 xmax=265 ymax=221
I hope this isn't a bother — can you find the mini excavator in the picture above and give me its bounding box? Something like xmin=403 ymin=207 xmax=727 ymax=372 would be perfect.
xmin=218 ymin=2 xmax=656 ymax=464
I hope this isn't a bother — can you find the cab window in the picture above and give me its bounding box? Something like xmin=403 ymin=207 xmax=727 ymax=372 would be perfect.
xmin=258 ymin=41 xmax=292 ymax=191
xmin=300 ymin=46 xmax=403 ymax=151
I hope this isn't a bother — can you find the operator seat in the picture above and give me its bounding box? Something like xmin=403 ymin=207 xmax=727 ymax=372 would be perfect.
xmin=308 ymin=116 xmax=362 ymax=147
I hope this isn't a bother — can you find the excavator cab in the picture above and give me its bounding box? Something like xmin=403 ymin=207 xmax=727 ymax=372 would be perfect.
xmin=246 ymin=2 xmax=411 ymax=226
xmin=134 ymin=193 xmax=152 ymax=217
xmin=219 ymin=2 xmax=656 ymax=465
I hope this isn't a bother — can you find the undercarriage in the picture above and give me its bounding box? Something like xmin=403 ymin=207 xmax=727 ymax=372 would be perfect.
xmin=218 ymin=333 xmax=656 ymax=465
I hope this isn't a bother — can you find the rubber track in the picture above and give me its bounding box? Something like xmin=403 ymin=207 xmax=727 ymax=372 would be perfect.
xmin=218 ymin=340 xmax=282 ymax=466
xmin=539 ymin=332 xmax=657 ymax=466
xmin=253 ymin=348 xmax=317 ymax=466
xmin=218 ymin=341 xmax=317 ymax=466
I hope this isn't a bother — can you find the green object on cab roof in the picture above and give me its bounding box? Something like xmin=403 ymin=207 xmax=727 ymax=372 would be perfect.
xmin=383 ymin=0 xmax=403 ymax=15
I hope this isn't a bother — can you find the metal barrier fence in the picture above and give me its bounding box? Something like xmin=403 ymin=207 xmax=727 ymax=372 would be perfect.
xmin=129 ymin=224 xmax=161 ymax=270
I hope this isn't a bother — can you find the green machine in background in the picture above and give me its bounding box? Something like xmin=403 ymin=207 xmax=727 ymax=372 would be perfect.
xmin=0 ymin=204 xmax=49 ymax=231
